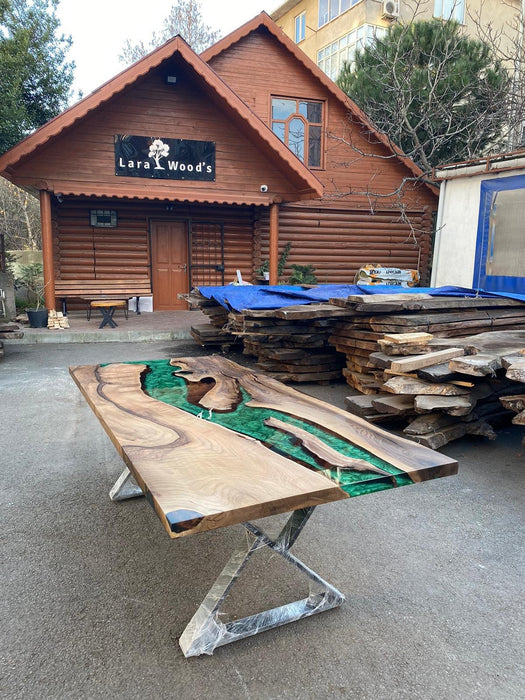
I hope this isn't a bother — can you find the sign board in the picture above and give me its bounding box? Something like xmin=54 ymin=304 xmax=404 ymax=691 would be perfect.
xmin=114 ymin=135 xmax=215 ymax=181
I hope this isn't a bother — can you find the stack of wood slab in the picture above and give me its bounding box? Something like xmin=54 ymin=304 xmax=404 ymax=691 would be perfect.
xmin=344 ymin=329 xmax=525 ymax=448
xmin=47 ymin=310 xmax=70 ymax=329
xmin=182 ymin=290 xmax=237 ymax=350
xmin=500 ymin=354 xmax=525 ymax=442
xmin=227 ymin=304 xmax=348 ymax=382
xmin=328 ymin=293 xmax=525 ymax=393
xmin=0 ymin=322 xmax=23 ymax=360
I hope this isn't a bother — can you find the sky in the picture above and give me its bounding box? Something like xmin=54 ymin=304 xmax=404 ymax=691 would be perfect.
xmin=57 ymin=0 xmax=277 ymax=97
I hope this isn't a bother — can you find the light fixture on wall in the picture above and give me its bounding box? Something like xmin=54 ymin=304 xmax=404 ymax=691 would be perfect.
xmin=56 ymin=193 xmax=63 ymax=203
xmin=165 ymin=75 xmax=177 ymax=85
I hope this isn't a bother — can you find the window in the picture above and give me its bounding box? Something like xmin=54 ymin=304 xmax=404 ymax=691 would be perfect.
xmin=271 ymin=98 xmax=323 ymax=167
xmin=433 ymin=0 xmax=465 ymax=23
xmin=295 ymin=12 xmax=306 ymax=42
xmin=317 ymin=25 xmax=387 ymax=80
xmin=90 ymin=209 xmax=117 ymax=228
xmin=319 ymin=0 xmax=355 ymax=28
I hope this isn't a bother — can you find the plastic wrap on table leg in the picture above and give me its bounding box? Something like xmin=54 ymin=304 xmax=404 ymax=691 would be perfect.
xmin=179 ymin=511 xmax=344 ymax=657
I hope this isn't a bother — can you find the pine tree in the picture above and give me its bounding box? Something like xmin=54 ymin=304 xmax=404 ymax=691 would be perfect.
xmin=337 ymin=20 xmax=511 ymax=171
xmin=0 ymin=0 xmax=74 ymax=154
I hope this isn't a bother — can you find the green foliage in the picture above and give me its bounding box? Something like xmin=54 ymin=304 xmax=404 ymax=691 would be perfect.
xmin=256 ymin=241 xmax=292 ymax=279
xmin=337 ymin=20 xmax=510 ymax=171
xmin=17 ymin=262 xmax=45 ymax=309
xmin=288 ymin=264 xmax=317 ymax=285
xmin=0 ymin=0 xmax=75 ymax=154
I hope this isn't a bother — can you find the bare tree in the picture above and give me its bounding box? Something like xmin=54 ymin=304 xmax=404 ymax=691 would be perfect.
xmin=119 ymin=0 xmax=221 ymax=64
xmin=0 ymin=178 xmax=40 ymax=250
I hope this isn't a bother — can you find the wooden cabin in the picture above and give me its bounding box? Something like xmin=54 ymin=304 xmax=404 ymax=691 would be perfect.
xmin=0 ymin=12 xmax=437 ymax=312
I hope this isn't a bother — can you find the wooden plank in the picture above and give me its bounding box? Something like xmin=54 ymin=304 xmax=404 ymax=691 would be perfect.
xmin=499 ymin=394 xmax=525 ymax=413
xmin=372 ymin=395 xmax=415 ymax=415
xmin=389 ymin=348 xmax=465 ymax=373
xmin=382 ymin=332 xmax=434 ymax=344
xmin=344 ymin=394 xmax=380 ymax=416
xmin=414 ymin=395 xmax=474 ymax=416
xmin=417 ymin=363 xmax=458 ymax=383
xmin=70 ymin=362 xmax=348 ymax=539
xmin=505 ymin=358 xmax=525 ymax=383
xmin=448 ymin=354 xmax=503 ymax=377
xmin=383 ymin=376 xmax=470 ymax=396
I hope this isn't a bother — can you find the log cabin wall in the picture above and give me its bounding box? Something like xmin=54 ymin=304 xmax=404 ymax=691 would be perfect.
xmin=53 ymin=198 xmax=255 ymax=301
xmin=255 ymin=206 xmax=433 ymax=285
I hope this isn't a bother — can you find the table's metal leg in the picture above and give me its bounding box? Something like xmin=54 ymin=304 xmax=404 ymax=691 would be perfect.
xmin=179 ymin=507 xmax=345 ymax=657
xmin=109 ymin=467 xmax=143 ymax=501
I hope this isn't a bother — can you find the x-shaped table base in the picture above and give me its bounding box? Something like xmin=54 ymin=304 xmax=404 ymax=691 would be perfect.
xmin=110 ymin=468 xmax=345 ymax=657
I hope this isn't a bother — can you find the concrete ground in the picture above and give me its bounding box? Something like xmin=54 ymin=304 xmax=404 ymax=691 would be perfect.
xmin=1 ymin=341 xmax=524 ymax=700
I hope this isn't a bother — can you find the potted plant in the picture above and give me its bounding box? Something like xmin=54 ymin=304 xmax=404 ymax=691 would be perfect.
xmin=18 ymin=263 xmax=48 ymax=328
xmin=255 ymin=242 xmax=292 ymax=284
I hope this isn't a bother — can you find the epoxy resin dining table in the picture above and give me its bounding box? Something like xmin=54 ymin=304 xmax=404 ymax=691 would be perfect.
xmin=70 ymin=356 xmax=458 ymax=657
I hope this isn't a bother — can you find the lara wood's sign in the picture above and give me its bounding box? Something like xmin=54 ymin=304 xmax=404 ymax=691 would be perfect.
xmin=114 ymin=135 xmax=215 ymax=181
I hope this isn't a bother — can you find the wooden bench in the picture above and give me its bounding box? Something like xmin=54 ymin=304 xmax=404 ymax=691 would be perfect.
xmin=54 ymin=280 xmax=152 ymax=315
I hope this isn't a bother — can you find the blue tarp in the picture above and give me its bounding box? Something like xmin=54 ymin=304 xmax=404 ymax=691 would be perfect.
xmin=196 ymin=284 xmax=525 ymax=312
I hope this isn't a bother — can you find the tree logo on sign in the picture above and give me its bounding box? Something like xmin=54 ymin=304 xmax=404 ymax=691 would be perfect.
xmin=148 ymin=139 xmax=170 ymax=170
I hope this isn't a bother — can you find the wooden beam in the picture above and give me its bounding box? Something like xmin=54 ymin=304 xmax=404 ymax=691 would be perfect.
xmin=269 ymin=202 xmax=279 ymax=285
xmin=39 ymin=190 xmax=55 ymax=310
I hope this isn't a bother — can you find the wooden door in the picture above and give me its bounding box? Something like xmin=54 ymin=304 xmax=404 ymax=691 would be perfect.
xmin=151 ymin=221 xmax=189 ymax=310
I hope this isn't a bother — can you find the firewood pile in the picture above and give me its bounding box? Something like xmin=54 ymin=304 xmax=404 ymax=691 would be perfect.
xmin=227 ymin=304 xmax=348 ymax=382
xmin=0 ymin=322 xmax=24 ymax=360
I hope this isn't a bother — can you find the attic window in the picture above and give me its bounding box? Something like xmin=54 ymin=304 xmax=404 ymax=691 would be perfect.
xmin=90 ymin=210 xmax=117 ymax=228
xmin=271 ymin=98 xmax=323 ymax=167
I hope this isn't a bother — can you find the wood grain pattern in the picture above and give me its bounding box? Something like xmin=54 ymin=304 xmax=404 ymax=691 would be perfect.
xmin=70 ymin=363 xmax=347 ymax=539
xmin=170 ymin=356 xmax=457 ymax=482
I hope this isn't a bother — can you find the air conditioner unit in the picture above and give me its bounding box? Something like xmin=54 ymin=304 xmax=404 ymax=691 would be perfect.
xmin=382 ymin=0 xmax=400 ymax=19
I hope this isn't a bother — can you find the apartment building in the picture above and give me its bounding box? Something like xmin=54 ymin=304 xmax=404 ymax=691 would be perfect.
xmin=272 ymin=0 xmax=522 ymax=82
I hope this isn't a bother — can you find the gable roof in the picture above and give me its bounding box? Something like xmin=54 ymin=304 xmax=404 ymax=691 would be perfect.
xmin=202 ymin=12 xmax=431 ymax=187
xmin=0 ymin=34 xmax=322 ymax=202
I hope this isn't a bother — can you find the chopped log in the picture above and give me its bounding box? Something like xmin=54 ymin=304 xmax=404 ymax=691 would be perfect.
xmin=383 ymin=376 xmax=469 ymax=396
xmin=275 ymin=304 xmax=352 ymax=320
xmin=448 ymin=354 xmax=502 ymax=376
xmin=389 ymin=348 xmax=465 ymax=373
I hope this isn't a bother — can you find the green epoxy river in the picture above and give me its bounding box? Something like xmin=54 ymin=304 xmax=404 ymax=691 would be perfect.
xmin=123 ymin=359 xmax=412 ymax=497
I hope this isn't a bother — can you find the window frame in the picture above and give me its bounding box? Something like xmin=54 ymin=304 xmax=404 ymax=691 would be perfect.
xmin=295 ymin=11 xmax=306 ymax=43
xmin=317 ymin=24 xmax=387 ymax=80
xmin=433 ymin=0 xmax=465 ymax=23
xmin=270 ymin=96 xmax=324 ymax=169
xmin=319 ymin=0 xmax=357 ymax=28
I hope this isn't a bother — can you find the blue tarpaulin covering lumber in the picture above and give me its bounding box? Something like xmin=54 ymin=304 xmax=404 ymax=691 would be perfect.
xmin=195 ymin=284 xmax=525 ymax=312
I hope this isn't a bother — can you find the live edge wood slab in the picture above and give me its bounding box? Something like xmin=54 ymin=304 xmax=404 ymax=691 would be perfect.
xmin=70 ymin=356 xmax=457 ymax=539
